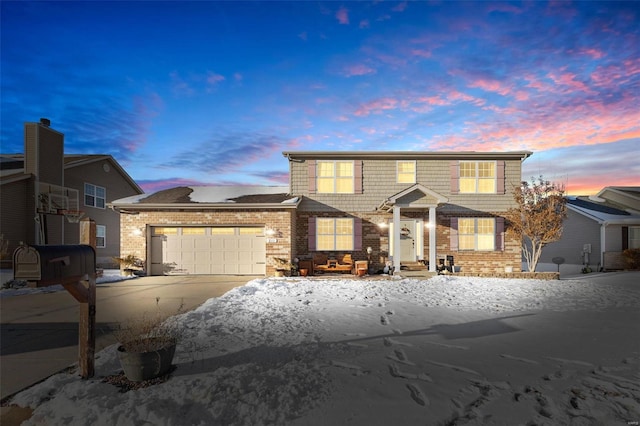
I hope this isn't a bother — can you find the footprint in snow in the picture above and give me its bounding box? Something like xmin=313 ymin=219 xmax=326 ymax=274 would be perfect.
xmin=380 ymin=314 xmax=390 ymax=325
xmin=406 ymin=383 xmax=429 ymax=407
xmin=383 ymin=337 xmax=413 ymax=347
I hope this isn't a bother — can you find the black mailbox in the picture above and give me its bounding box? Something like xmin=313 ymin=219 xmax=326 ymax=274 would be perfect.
xmin=13 ymin=244 xmax=96 ymax=287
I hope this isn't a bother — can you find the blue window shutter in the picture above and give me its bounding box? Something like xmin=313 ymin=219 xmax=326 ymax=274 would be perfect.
xmin=308 ymin=217 xmax=316 ymax=251
xmin=354 ymin=217 xmax=362 ymax=251
xmin=308 ymin=160 xmax=316 ymax=194
xmin=495 ymin=217 xmax=505 ymax=251
xmin=354 ymin=160 xmax=363 ymax=194
xmin=496 ymin=160 xmax=505 ymax=194
xmin=450 ymin=161 xmax=459 ymax=194
xmin=450 ymin=217 xmax=458 ymax=251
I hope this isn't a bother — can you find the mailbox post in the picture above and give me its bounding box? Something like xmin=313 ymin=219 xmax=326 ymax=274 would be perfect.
xmin=13 ymin=245 xmax=97 ymax=378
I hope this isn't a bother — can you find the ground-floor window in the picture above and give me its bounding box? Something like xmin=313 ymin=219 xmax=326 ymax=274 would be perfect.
xmin=96 ymin=225 xmax=106 ymax=248
xmin=316 ymin=218 xmax=354 ymax=251
xmin=630 ymin=227 xmax=640 ymax=249
xmin=458 ymin=218 xmax=495 ymax=251
xmin=452 ymin=216 xmax=504 ymax=251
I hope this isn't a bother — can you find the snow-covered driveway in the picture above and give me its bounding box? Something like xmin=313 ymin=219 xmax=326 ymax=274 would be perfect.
xmin=11 ymin=273 xmax=640 ymax=425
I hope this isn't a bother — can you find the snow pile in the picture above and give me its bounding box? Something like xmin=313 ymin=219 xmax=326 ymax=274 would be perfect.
xmin=10 ymin=275 xmax=640 ymax=425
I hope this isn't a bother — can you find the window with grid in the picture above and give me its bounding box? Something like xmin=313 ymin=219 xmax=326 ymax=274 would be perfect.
xmin=630 ymin=227 xmax=640 ymax=249
xmin=458 ymin=218 xmax=495 ymax=251
xmin=397 ymin=161 xmax=416 ymax=184
xmin=84 ymin=183 xmax=106 ymax=208
xmin=459 ymin=161 xmax=496 ymax=193
xmin=316 ymin=218 xmax=354 ymax=250
xmin=317 ymin=161 xmax=354 ymax=193
xmin=96 ymin=225 xmax=106 ymax=248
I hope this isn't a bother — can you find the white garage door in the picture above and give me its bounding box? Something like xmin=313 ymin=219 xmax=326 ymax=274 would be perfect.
xmin=150 ymin=227 xmax=266 ymax=275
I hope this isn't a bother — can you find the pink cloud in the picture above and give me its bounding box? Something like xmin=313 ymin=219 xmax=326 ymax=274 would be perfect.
xmin=392 ymin=2 xmax=408 ymax=12
xmin=336 ymin=7 xmax=349 ymax=25
xmin=233 ymin=72 xmax=243 ymax=82
xmin=342 ymin=63 xmax=376 ymax=77
xmin=207 ymin=72 xmax=225 ymax=85
xmin=359 ymin=19 xmax=370 ymax=29
xmin=468 ymin=78 xmax=512 ymax=96
xmin=354 ymin=97 xmax=399 ymax=116
xmin=547 ymin=71 xmax=593 ymax=93
xmin=410 ymin=48 xmax=432 ymax=58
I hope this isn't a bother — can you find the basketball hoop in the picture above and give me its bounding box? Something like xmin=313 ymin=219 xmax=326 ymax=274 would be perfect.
xmin=61 ymin=210 xmax=86 ymax=223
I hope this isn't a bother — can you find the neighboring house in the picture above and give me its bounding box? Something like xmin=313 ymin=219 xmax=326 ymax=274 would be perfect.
xmin=0 ymin=119 xmax=143 ymax=269
xmin=536 ymin=187 xmax=640 ymax=274
xmin=110 ymin=150 xmax=532 ymax=276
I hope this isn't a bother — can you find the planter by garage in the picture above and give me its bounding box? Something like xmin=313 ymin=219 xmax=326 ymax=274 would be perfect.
xmin=117 ymin=338 xmax=176 ymax=382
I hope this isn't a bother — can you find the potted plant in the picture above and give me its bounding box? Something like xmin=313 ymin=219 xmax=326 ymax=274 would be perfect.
xmin=272 ymin=257 xmax=292 ymax=277
xmin=114 ymin=298 xmax=183 ymax=382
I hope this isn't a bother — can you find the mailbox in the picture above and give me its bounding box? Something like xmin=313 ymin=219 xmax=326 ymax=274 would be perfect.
xmin=13 ymin=244 xmax=95 ymax=287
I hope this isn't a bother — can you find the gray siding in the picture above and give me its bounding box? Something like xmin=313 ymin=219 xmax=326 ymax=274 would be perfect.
xmin=291 ymin=157 xmax=522 ymax=213
xmin=539 ymin=210 xmax=601 ymax=266
xmin=64 ymin=159 xmax=142 ymax=266
xmin=0 ymin=178 xmax=33 ymax=267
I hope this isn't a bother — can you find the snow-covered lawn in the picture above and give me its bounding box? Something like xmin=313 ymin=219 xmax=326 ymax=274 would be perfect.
xmin=9 ymin=274 xmax=640 ymax=425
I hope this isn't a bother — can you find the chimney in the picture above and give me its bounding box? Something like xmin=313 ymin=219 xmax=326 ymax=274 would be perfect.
xmin=40 ymin=118 xmax=51 ymax=127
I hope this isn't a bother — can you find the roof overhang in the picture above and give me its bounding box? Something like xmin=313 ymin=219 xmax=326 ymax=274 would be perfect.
xmin=284 ymin=150 xmax=533 ymax=161
xmin=108 ymin=200 xmax=301 ymax=213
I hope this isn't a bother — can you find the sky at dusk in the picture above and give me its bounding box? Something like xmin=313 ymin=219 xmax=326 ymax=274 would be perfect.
xmin=1 ymin=1 xmax=638 ymax=195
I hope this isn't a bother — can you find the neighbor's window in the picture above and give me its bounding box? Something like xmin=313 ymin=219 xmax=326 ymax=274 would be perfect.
xmin=630 ymin=227 xmax=640 ymax=249
xmin=397 ymin=161 xmax=416 ymax=184
xmin=84 ymin=183 xmax=106 ymax=208
xmin=458 ymin=218 xmax=495 ymax=251
xmin=96 ymin=225 xmax=106 ymax=248
xmin=459 ymin=161 xmax=496 ymax=194
xmin=316 ymin=218 xmax=354 ymax=250
xmin=317 ymin=161 xmax=354 ymax=193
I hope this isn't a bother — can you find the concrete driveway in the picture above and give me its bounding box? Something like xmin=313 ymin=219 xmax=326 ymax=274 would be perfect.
xmin=0 ymin=275 xmax=254 ymax=401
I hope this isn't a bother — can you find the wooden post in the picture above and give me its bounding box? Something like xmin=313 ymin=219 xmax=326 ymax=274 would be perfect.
xmin=78 ymin=276 xmax=96 ymax=378
xmin=78 ymin=218 xmax=97 ymax=379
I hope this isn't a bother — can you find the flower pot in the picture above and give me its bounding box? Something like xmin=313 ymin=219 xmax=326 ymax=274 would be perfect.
xmin=299 ymin=268 xmax=308 ymax=277
xmin=275 ymin=269 xmax=285 ymax=277
xmin=117 ymin=339 xmax=176 ymax=382
xmin=357 ymin=269 xmax=366 ymax=277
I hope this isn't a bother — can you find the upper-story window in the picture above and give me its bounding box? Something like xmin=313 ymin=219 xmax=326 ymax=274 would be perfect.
xmin=84 ymin=183 xmax=106 ymax=208
xmin=460 ymin=161 xmax=496 ymax=193
xmin=317 ymin=161 xmax=354 ymax=194
xmin=397 ymin=161 xmax=416 ymax=184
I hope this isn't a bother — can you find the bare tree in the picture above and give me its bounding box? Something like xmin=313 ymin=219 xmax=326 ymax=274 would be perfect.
xmin=505 ymin=177 xmax=567 ymax=272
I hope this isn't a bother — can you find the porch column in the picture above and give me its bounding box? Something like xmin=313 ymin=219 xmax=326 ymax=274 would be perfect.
xmin=393 ymin=206 xmax=401 ymax=274
xmin=429 ymin=206 xmax=436 ymax=272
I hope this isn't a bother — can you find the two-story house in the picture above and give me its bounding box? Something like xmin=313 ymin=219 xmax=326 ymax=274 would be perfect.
xmin=110 ymin=150 xmax=531 ymax=276
xmin=0 ymin=119 xmax=143 ymax=270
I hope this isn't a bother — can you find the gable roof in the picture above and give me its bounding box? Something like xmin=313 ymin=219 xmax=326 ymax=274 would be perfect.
xmin=378 ymin=184 xmax=448 ymax=212
xmin=109 ymin=185 xmax=300 ymax=211
xmin=0 ymin=154 xmax=143 ymax=194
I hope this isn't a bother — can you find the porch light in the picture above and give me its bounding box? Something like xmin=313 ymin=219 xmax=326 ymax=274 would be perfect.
xmin=378 ymin=222 xmax=388 ymax=228
xmin=264 ymin=228 xmax=276 ymax=237
xmin=424 ymin=222 xmax=435 ymax=229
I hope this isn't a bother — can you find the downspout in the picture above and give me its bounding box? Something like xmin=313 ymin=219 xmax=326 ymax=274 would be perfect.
xmin=600 ymin=221 xmax=607 ymax=270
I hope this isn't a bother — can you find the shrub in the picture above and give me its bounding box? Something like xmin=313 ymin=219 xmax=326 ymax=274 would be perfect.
xmin=622 ymin=248 xmax=640 ymax=270
xmin=114 ymin=298 xmax=184 ymax=353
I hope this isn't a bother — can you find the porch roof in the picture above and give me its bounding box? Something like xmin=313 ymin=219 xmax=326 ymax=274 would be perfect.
xmin=377 ymin=184 xmax=448 ymax=212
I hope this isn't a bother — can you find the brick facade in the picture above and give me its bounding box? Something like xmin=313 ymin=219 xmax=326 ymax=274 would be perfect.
xmin=120 ymin=209 xmax=294 ymax=276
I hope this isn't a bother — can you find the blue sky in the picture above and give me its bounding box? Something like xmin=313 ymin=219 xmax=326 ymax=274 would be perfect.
xmin=1 ymin=1 xmax=638 ymax=195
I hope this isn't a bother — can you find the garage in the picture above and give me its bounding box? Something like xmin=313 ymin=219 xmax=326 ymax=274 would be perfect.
xmin=150 ymin=226 xmax=266 ymax=275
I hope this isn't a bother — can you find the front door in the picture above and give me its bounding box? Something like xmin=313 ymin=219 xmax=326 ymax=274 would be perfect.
xmin=399 ymin=220 xmax=415 ymax=262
